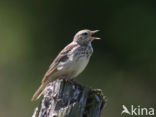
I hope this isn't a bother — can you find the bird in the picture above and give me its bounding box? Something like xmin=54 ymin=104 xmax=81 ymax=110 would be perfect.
xmin=32 ymin=29 xmax=100 ymax=101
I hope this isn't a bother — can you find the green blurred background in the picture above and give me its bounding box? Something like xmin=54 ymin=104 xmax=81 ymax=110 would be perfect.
xmin=0 ymin=0 xmax=156 ymax=117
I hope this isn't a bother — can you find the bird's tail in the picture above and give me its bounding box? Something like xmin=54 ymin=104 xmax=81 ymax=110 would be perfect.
xmin=32 ymin=83 xmax=47 ymax=101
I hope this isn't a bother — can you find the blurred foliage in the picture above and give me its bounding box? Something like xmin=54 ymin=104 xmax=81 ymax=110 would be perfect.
xmin=0 ymin=0 xmax=156 ymax=117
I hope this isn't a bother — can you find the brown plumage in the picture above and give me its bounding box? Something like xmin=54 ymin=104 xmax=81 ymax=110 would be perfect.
xmin=32 ymin=29 xmax=100 ymax=101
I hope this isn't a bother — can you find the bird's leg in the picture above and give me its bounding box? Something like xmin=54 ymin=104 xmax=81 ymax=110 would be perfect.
xmin=61 ymin=76 xmax=82 ymax=87
xmin=64 ymin=77 xmax=81 ymax=87
xmin=63 ymin=77 xmax=74 ymax=84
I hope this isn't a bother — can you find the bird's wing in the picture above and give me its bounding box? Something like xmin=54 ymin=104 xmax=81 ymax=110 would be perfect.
xmin=42 ymin=42 xmax=78 ymax=83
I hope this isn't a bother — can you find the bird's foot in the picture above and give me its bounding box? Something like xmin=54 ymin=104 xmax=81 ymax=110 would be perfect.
xmin=63 ymin=78 xmax=82 ymax=87
xmin=63 ymin=78 xmax=74 ymax=84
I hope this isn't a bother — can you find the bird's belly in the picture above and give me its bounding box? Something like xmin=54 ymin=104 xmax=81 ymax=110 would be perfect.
xmin=57 ymin=56 xmax=90 ymax=78
xmin=71 ymin=56 xmax=90 ymax=77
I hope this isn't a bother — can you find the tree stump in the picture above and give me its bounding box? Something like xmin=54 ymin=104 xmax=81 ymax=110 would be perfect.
xmin=32 ymin=79 xmax=107 ymax=117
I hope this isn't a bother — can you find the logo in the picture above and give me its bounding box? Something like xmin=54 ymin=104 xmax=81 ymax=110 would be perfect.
xmin=121 ymin=105 xmax=155 ymax=116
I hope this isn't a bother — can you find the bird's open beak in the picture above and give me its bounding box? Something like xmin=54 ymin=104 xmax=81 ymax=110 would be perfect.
xmin=90 ymin=30 xmax=100 ymax=40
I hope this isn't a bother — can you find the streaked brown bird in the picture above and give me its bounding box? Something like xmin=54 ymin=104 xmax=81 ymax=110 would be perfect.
xmin=32 ymin=29 xmax=100 ymax=101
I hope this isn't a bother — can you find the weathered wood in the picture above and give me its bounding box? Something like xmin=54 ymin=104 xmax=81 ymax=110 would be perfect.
xmin=32 ymin=79 xmax=106 ymax=117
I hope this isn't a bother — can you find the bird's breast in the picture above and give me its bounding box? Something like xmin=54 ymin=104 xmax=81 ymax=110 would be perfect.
xmin=70 ymin=47 xmax=93 ymax=77
xmin=57 ymin=45 xmax=93 ymax=78
xmin=71 ymin=54 xmax=90 ymax=77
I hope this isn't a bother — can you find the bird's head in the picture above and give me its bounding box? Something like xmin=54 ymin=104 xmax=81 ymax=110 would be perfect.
xmin=73 ymin=29 xmax=100 ymax=45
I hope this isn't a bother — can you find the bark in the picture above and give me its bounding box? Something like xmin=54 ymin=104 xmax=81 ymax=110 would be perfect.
xmin=32 ymin=79 xmax=106 ymax=117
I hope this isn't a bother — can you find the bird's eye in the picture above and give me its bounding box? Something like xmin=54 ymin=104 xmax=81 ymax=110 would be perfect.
xmin=83 ymin=32 xmax=88 ymax=36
